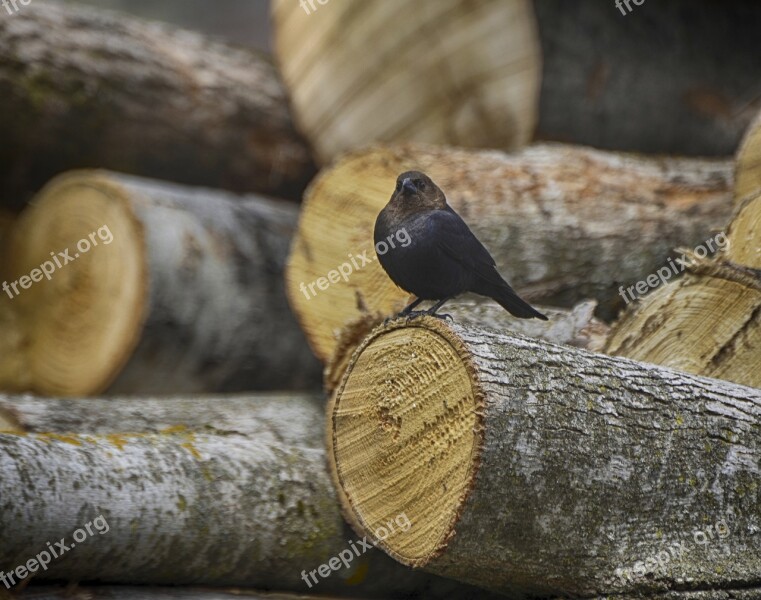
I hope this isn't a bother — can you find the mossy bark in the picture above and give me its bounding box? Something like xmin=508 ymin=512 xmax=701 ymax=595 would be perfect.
xmin=0 ymin=1 xmax=315 ymax=210
xmin=10 ymin=587 xmax=364 ymax=600
xmin=0 ymin=393 xmax=327 ymax=447
xmin=329 ymin=317 xmax=761 ymax=598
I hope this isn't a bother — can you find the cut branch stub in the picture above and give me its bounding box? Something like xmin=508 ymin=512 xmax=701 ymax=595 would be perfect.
xmin=327 ymin=317 xmax=761 ymax=597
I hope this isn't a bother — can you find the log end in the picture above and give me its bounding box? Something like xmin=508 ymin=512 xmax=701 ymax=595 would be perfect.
xmin=328 ymin=317 xmax=483 ymax=567
xmin=6 ymin=171 xmax=147 ymax=396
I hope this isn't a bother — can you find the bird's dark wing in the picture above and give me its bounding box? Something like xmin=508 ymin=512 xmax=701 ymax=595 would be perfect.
xmin=426 ymin=208 xmax=506 ymax=288
xmin=426 ymin=208 xmax=547 ymax=320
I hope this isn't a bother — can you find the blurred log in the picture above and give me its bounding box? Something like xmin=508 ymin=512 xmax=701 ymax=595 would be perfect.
xmin=285 ymin=143 xmax=733 ymax=361
xmin=0 ymin=393 xmax=496 ymax=599
xmin=1 ymin=171 xmax=321 ymax=397
xmin=0 ymin=208 xmax=12 ymax=243
xmin=327 ymin=316 xmax=761 ymax=598
xmin=605 ymin=193 xmax=761 ymax=389
xmin=324 ymin=299 xmax=608 ymax=392
xmin=272 ymin=0 xmax=540 ymax=162
xmin=533 ymin=0 xmax=761 ymax=156
xmin=0 ymin=0 xmax=316 ymax=211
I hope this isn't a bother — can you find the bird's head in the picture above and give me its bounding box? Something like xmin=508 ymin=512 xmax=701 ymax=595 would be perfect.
xmin=391 ymin=171 xmax=447 ymax=211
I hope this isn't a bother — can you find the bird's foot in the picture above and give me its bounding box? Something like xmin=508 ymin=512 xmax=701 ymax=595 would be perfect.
xmin=401 ymin=310 xmax=427 ymax=321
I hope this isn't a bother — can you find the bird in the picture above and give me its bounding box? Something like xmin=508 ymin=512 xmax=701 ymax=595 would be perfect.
xmin=374 ymin=170 xmax=548 ymax=321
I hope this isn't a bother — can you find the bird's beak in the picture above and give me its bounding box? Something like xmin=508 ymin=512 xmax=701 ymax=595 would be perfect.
xmin=402 ymin=178 xmax=417 ymax=194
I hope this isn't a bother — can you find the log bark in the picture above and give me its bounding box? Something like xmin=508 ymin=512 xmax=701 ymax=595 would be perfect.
xmin=533 ymin=0 xmax=761 ymax=157
xmin=272 ymin=0 xmax=540 ymax=162
xmin=285 ymin=143 xmax=733 ymax=361
xmin=324 ymin=298 xmax=608 ymax=392
xmin=1 ymin=171 xmax=321 ymax=396
xmin=327 ymin=316 xmax=761 ymax=598
xmin=0 ymin=393 xmax=494 ymax=599
xmin=0 ymin=1 xmax=316 ymax=210
xmin=604 ymin=193 xmax=761 ymax=389
xmin=0 ymin=393 xmax=327 ymax=448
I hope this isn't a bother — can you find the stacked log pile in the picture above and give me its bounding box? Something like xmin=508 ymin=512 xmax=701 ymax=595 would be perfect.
xmin=1 ymin=1 xmax=759 ymax=599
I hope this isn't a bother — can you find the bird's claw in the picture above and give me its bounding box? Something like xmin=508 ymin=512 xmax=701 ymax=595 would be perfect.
xmin=430 ymin=312 xmax=453 ymax=321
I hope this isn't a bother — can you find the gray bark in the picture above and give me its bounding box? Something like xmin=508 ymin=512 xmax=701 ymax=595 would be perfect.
xmin=0 ymin=1 xmax=315 ymax=210
xmin=333 ymin=317 xmax=761 ymax=598
xmin=106 ymin=173 xmax=322 ymax=393
xmin=0 ymin=393 xmax=495 ymax=599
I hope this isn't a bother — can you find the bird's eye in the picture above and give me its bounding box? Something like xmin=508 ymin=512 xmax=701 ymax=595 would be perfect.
xmin=418 ymin=181 xmax=426 ymax=190
xmin=395 ymin=182 xmax=401 ymax=193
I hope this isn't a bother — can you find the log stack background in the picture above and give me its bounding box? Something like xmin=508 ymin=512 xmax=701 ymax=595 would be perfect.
xmin=1 ymin=1 xmax=760 ymax=599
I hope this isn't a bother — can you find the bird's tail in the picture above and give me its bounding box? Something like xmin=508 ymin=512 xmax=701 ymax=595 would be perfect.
xmin=489 ymin=283 xmax=548 ymax=321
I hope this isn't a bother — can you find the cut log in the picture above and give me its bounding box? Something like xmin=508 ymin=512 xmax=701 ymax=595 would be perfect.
xmin=285 ymin=143 xmax=733 ymax=361
xmin=533 ymin=0 xmax=761 ymax=157
xmin=324 ymin=299 xmax=608 ymax=392
xmin=327 ymin=316 xmax=761 ymax=598
xmin=0 ymin=393 xmax=495 ymax=599
xmin=1 ymin=171 xmax=321 ymax=396
xmin=13 ymin=587 xmax=359 ymax=600
xmin=736 ymin=109 xmax=761 ymax=203
xmin=271 ymin=0 xmax=540 ymax=162
xmin=0 ymin=1 xmax=316 ymax=210
xmin=604 ymin=193 xmax=761 ymax=389
xmin=0 ymin=284 xmax=24 ymax=396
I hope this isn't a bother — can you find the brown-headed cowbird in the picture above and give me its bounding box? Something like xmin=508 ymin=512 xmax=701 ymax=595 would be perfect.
xmin=374 ymin=171 xmax=548 ymax=321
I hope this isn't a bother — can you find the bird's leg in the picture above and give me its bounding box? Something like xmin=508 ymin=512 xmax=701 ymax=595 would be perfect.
xmin=425 ymin=297 xmax=454 ymax=321
xmin=395 ymin=297 xmax=425 ymax=319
